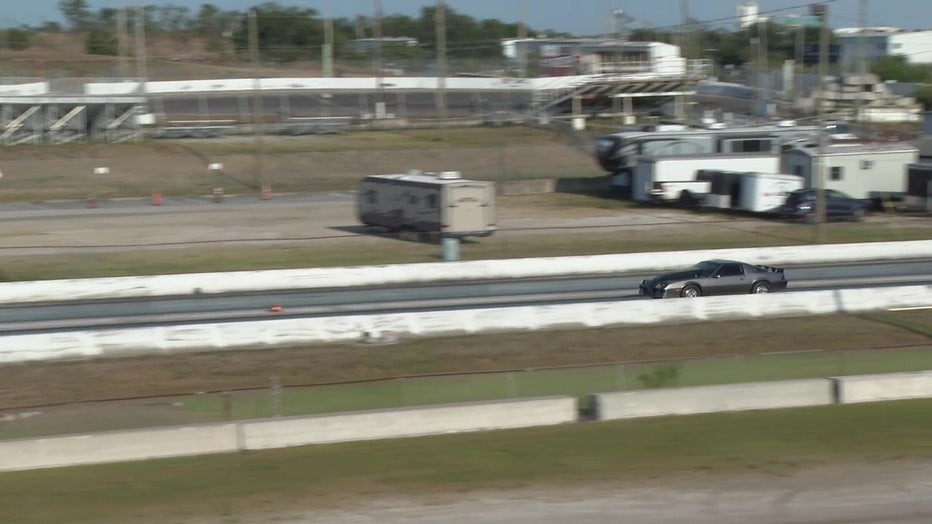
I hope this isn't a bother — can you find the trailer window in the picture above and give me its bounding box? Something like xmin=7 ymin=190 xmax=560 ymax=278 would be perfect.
xmin=427 ymin=194 xmax=438 ymax=209
xmin=726 ymin=138 xmax=772 ymax=153
xmin=830 ymin=166 xmax=843 ymax=181
xmin=409 ymin=194 xmax=418 ymax=205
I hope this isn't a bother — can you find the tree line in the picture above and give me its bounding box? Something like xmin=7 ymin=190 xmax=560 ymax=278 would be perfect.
xmin=2 ymin=2 xmax=926 ymax=91
xmin=51 ymin=1 xmax=540 ymax=62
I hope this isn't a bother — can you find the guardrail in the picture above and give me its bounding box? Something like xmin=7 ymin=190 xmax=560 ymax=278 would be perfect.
xmin=1 ymin=240 xmax=929 ymax=304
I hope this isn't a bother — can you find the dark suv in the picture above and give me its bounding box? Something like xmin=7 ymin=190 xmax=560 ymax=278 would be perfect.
xmin=780 ymin=188 xmax=869 ymax=223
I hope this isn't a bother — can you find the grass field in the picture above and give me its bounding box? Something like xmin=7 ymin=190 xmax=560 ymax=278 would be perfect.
xmin=3 ymin=324 xmax=930 ymax=440
xmin=3 ymin=399 xmax=932 ymax=524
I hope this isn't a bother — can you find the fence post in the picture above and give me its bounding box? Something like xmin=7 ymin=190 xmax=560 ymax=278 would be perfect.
xmin=222 ymin=391 xmax=232 ymax=421
xmin=506 ymin=371 xmax=517 ymax=398
xmin=271 ymin=375 xmax=282 ymax=417
xmin=396 ymin=377 xmax=406 ymax=406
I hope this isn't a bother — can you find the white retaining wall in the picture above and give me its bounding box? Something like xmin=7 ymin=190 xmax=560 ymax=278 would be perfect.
xmin=832 ymin=371 xmax=932 ymax=404
xmin=1 ymin=285 xmax=929 ymax=364
xmin=2 ymin=240 xmax=930 ymax=304
xmin=0 ymin=397 xmax=575 ymax=472
xmin=239 ymin=397 xmax=577 ymax=450
xmin=0 ymin=423 xmax=238 ymax=472
xmin=590 ymin=379 xmax=834 ymax=420
xmin=83 ymin=75 xmax=565 ymax=96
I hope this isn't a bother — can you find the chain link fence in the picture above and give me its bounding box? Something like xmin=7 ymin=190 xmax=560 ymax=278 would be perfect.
xmin=2 ymin=346 xmax=930 ymax=440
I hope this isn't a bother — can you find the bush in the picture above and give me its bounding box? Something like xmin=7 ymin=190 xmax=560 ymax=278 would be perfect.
xmin=637 ymin=364 xmax=681 ymax=389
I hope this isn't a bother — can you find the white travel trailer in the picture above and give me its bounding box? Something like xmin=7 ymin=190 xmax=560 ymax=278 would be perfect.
xmin=632 ymin=154 xmax=780 ymax=203
xmin=357 ymin=171 xmax=496 ymax=238
xmin=594 ymin=122 xmax=820 ymax=194
xmin=698 ymin=170 xmax=804 ymax=213
xmin=780 ymin=143 xmax=918 ymax=201
xmin=905 ymin=163 xmax=932 ymax=211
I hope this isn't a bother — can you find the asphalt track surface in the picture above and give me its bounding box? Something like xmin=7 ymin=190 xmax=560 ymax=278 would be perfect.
xmin=4 ymin=260 xmax=931 ymax=334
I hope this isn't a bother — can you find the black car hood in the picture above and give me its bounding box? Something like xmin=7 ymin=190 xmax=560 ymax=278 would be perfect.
xmin=644 ymin=269 xmax=703 ymax=287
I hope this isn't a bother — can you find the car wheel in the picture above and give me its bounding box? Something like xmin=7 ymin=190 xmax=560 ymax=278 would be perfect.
xmin=680 ymin=284 xmax=700 ymax=298
xmin=751 ymin=281 xmax=771 ymax=294
xmin=804 ymin=211 xmax=818 ymax=224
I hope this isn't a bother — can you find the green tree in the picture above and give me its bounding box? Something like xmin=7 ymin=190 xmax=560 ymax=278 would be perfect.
xmin=871 ymin=56 xmax=932 ymax=84
xmin=232 ymin=3 xmax=321 ymax=62
xmin=6 ymin=28 xmax=31 ymax=50
xmin=58 ymin=0 xmax=92 ymax=32
xmin=85 ymin=29 xmax=117 ymax=55
xmin=915 ymin=84 xmax=932 ymax=110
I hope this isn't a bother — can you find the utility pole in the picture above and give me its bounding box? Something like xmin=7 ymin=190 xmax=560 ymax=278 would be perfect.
xmin=679 ymin=0 xmax=690 ymax=57
xmin=249 ymin=9 xmax=264 ymax=192
xmin=759 ymin=19 xmax=768 ymax=118
xmin=117 ymin=1 xmax=129 ymax=78
xmin=858 ymin=0 xmax=868 ymax=74
xmin=323 ymin=0 xmax=334 ymax=77
xmin=436 ymin=0 xmax=447 ymax=141
xmin=374 ymin=0 xmax=384 ymax=106
xmin=518 ymin=0 xmax=527 ymax=78
xmin=814 ymin=3 xmax=829 ymax=241
xmin=134 ymin=4 xmax=148 ymax=91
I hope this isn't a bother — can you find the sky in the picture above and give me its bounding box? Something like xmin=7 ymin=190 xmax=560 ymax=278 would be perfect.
xmin=6 ymin=0 xmax=929 ymax=34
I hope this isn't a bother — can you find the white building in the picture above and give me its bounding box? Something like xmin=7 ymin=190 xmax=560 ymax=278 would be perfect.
xmin=836 ymin=28 xmax=932 ymax=66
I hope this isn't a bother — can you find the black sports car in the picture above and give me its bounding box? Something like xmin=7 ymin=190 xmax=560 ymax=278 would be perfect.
xmin=639 ymin=259 xmax=788 ymax=298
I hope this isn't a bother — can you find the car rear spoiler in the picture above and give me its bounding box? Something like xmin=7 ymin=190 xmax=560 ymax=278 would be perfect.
xmin=756 ymin=264 xmax=784 ymax=274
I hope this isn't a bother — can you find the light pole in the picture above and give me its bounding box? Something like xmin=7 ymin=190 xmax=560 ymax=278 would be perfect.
xmin=209 ymin=162 xmax=224 ymax=203
xmin=89 ymin=167 xmax=110 ymax=209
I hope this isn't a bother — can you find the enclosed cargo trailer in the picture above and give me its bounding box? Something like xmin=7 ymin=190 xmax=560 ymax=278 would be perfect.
xmin=357 ymin=171 xmax=496 ymax=238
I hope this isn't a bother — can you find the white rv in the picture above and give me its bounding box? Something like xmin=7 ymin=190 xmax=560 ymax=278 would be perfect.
xmin=698 ymin=170 xmax=804 ymax=213
xmin=594 ymin=122 xmax=820 ymax=194
xmin=780 ymin=143 xmax=918 ymax=201
xmin=632 ymin=154 xmax=780 ymax=203
xmin=357 ymin=171 xmax=496 ymax=238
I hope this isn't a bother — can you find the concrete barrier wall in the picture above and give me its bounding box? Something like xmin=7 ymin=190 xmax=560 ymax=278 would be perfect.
xmin=239 ymin=396 xmax=577 ymax=450
xmin=0 ymin=423 xmax=238 ymax=472
xmin=2 ymin=240 xmax=930 ymax=304
xmin=2 ymin=285 xmax=929 ymax=363
xmin=0 ymin=398 xmax=575 ymax=471
xmin=832 ymin=371 xmax=932 ymax=404
xmin=591 ymin=379 xmax=834 ymax=420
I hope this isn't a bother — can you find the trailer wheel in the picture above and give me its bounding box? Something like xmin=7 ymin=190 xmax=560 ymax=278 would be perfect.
xmin=679 ymin=190 xmax=697 ymax=208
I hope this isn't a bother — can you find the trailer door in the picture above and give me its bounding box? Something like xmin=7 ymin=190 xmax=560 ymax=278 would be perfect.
xmin=444 ymin=184 xmax=493 ymax=236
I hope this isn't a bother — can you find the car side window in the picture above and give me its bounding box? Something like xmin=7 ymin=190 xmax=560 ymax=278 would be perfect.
xmin=719 ymin=263 xmax=743 ymax=277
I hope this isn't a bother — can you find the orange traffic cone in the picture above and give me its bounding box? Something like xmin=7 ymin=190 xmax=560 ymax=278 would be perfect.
xmin=152 ymin=191 xmax=163 ymax=206
xmin=261 ymin=185 xmax=272 ymax=201
xmin=87 ymin=194 xmax=98 ymax=209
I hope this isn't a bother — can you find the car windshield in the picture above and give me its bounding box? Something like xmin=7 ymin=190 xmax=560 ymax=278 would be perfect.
xmin=691 ymin=261 xmax=720 ymax=277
